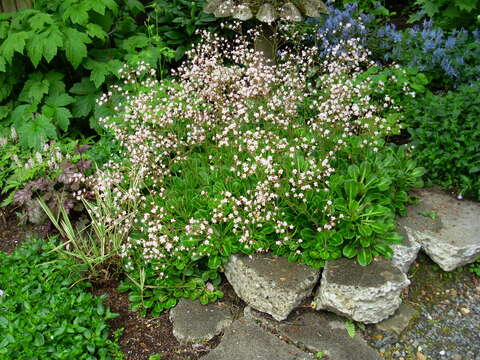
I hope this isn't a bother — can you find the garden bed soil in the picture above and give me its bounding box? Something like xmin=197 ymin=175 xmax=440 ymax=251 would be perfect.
xmin=0 ymin=207 xmax=50 ymax=254
xmin=90 ymin=277 xmax=244 ymax=360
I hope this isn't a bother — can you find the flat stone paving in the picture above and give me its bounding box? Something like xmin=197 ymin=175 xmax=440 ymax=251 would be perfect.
xmin=169 ymin=299 xmax=233 ymax=343
xmin=245 ymin=306 xmax=382 ymax=360
xmin=376 ymin=303 xmax=418 ymax=335
xmin=201 ymin=319 xmax=314 ymax=360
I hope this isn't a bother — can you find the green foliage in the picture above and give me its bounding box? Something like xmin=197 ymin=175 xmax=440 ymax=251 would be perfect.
xmin=332 ymin=0 xmax=393 ymax=16
xmin=148 ymin=355 xmax=163 ymax=360
xmin=409 ymin=0 xmax=480 ymax=30
xmin=0 ymin=135 xmax=92 ymax=210
xmin=147 ymin=0 xmax=219 ymax=61
xmin=281 ymin=141 xmax=424 ymax=267
xmin=0 ymin=0 xmax=216 ymax=148
xmin=0 ymin=238 xmax=123 ymax=359
xmin=405 ymin=82 xmax=480 ymax=200
xmin=468 ymin=260 xmax=480 ymax=277
xmin=344 ymin=319 xmax=356 ymax=338
xmin=355 ymin=65 xmax=430 ymax=104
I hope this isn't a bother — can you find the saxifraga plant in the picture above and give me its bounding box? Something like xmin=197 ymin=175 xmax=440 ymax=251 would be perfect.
xmin=82 ymin=29 xmax=425 ymax=315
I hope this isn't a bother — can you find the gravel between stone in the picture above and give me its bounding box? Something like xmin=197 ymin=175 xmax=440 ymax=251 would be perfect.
xmin=364 ymin=253 xmax=480 ymax=360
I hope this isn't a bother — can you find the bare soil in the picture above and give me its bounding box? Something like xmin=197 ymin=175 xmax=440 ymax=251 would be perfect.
xmin=0 ymin=207 xmax=50 ymax=253
xmin=90 ymin=277 xmax=243 ymax=360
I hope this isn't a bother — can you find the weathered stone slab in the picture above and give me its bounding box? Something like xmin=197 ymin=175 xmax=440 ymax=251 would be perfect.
xmin=376 ymin=303 xmax=418 ymax=335
xmin=224 ymin=253 xmax=320 ymax=321
xmin=245 ymin=307 xmax=381 ymax=360
xmin=314 ymin=257 xmax=410 ymax=324
xmin=202 ymin=319 xmax=314 ymax=360
xmin=398 ymin=188 xmax=480 ymax=271
xmin=390 ymin=225 xmax=421 ymax=273
xmin=169 ymin=299 xmax=233 ymax=343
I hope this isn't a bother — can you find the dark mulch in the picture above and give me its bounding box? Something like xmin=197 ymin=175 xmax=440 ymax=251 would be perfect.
xmin=0 ymin=207 xmax=50 ymax=254
xmin=91 ymin=276 xmax=245 ymax=360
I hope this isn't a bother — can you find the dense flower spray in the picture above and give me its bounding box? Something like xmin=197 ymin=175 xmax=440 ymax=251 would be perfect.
xmin=90 ymin=29 xmax=404 ymax=278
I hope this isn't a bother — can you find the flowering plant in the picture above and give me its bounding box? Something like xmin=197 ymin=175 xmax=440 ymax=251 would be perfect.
xmin=0 ymin=133 xmax=93 ymax=224
xmin=378 ymin=21 xmax=480 ymax=88
xmin=86 ymin=29 xmax=422 ymax=314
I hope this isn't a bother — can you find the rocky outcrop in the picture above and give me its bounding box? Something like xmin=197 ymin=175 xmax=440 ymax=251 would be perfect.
xmin=398 ymin=188 xmax=480 ymax=271
xmin=390 ymin=226 xmax=422 ymax=273
xmin=224 ymin=253 xmax=320 ymax=321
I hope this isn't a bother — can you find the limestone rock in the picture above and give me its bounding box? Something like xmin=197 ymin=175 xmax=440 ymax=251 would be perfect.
xmin=224 ymin=253 xmax=320 ymax=321
xmin=202 ymin=319 xmax=314 ymax=360
xmin=398 ymin=188 xmax=480 ymax=271
xmin=245 ymin=307 xmax=381 ymax=359
xmin=256 ymin=3 xmax=277 ymax=23
xmin=169 ymin=299 xmax=233 ymax=343
xmin=376 ymin=303 xmax=418 ymax=335
xmin=315 ymin=257 xmax=410 ymax=324
xmin=390 ymin=225 xmax=421 ymax=273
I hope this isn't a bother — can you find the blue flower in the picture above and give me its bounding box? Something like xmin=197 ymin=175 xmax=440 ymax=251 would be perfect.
xmin=445 ymin=36 xmax=456 ymax=49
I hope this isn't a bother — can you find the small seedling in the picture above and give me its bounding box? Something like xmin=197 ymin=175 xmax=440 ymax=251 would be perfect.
xmin=344 ymin=319 xmax=356 ymax=338
xmin=420 ymin=211 xmax=438 ymax=220
xmin=315 ymin=351 xmax=325 ymax=359
xmin=149 ymin=354 xmax=163 ymax=360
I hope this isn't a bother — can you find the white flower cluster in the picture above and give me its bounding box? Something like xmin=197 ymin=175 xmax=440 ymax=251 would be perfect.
xmin=91 ymin=30 xmax=404 ymax=272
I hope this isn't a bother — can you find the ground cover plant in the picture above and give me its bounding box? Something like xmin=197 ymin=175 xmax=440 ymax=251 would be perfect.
xmin=0 ymin=238 xmax=123 ymax=359
xmin=50 ymin=27 xmax=424 ymax=315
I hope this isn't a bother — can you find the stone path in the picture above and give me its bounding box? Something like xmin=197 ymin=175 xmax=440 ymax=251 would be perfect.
xmin=203 ymin=319 xmax=314 ymax=360
xmin=169 ymin=188 xmax=480 ymax=359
